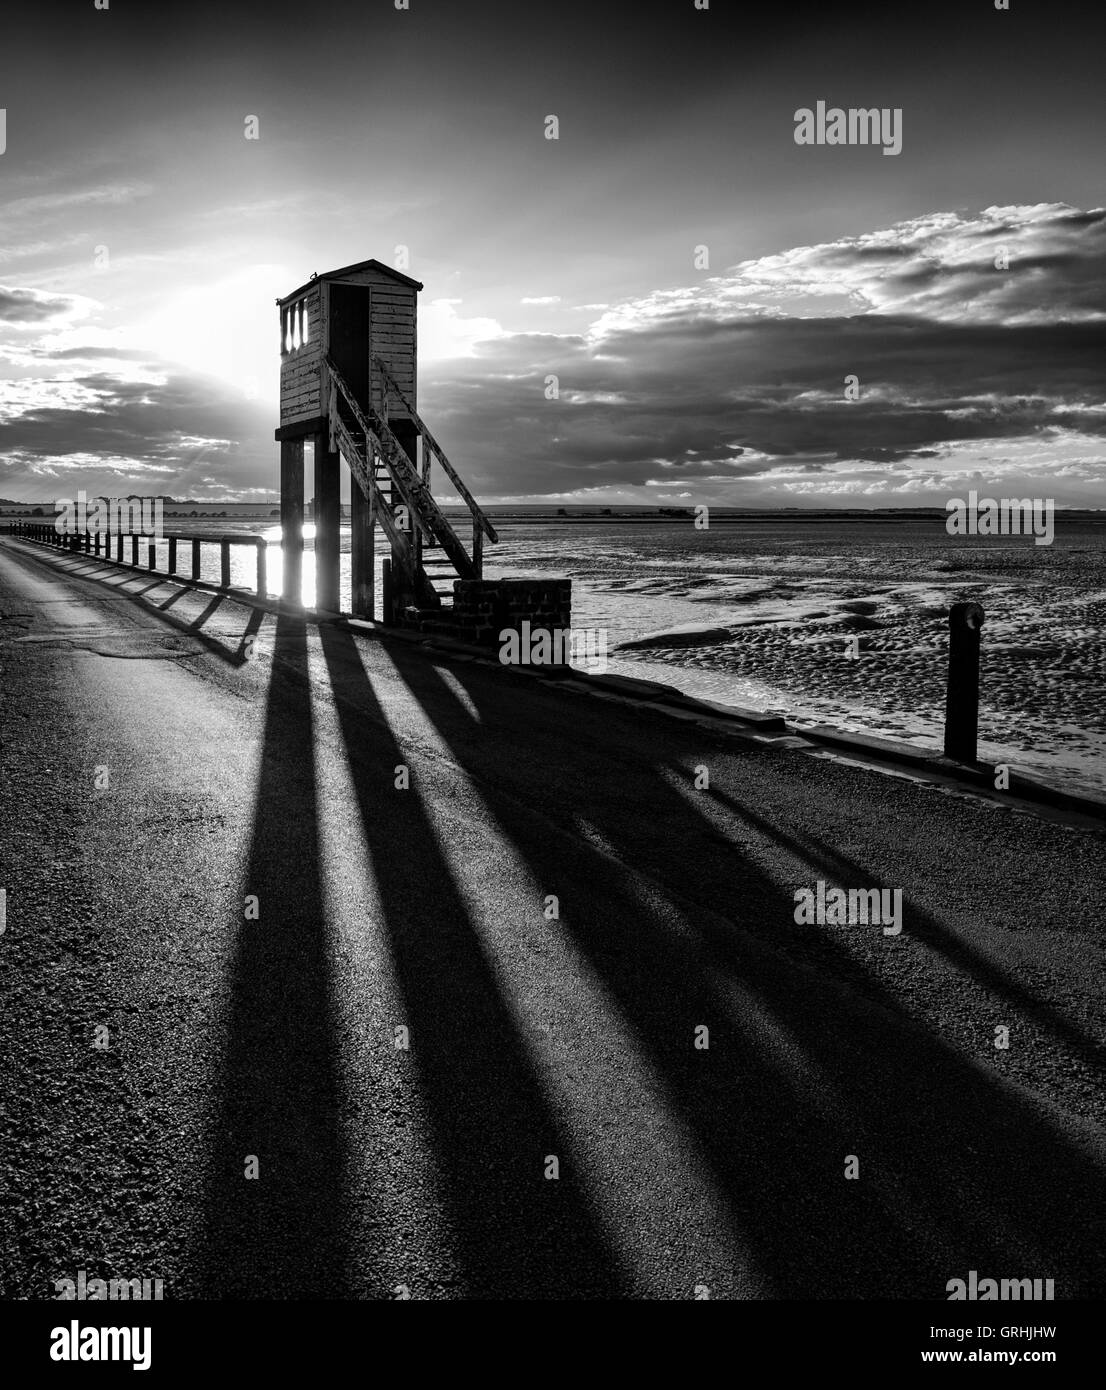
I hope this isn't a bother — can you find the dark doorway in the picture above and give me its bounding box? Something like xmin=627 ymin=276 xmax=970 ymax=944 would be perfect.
xmin=328 ymin=283 xmax=372 ymax=409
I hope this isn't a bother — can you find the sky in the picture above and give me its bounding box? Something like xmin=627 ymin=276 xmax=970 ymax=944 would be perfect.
xmin=0 ymin=0 xmax=1103 ymax=507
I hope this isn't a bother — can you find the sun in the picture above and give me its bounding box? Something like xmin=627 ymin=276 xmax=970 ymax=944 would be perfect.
xmin=135 ymin=264 xmax=288 ymax=403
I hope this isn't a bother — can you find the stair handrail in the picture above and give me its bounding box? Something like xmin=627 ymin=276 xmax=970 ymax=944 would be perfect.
xmin=326 ymin=356 xmax=476 ymax=581
xmin=372 ymin=355 xmax=499 ymax=545
xmin=326 ymin=365 xmax=434 ymax=546
xmin=327 ymin=406 xmax=440 ymax=608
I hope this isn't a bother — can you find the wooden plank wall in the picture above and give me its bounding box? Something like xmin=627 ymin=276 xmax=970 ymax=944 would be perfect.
xmin=279 ymin=272 xmax=419 ymax=425
xmin=326 ymin=269 xmax=417 ymax=418
xmin=371 ymin=280 xmax=417 ymax=419
xmin=279 ymin=286 xmax=324 ymax=425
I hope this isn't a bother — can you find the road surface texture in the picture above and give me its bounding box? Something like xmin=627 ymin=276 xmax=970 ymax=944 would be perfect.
xmin=1 ymin=536 xmax=1103 ymax=1299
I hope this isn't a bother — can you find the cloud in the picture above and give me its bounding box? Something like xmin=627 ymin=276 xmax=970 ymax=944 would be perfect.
xmin=405 ymin=205 xmax=1106 ymax=501
xmin=0 ymin=183 xmax=154 ymax=224
xmin=0 ymin=362 xmax=273 ymax=499
xmin=0 ymin=285 xmax=91 ymax=326
xmin=520 ymin=295 xmax=561 ymax=305
xmin=419 ymin=298 xmax=506 ymax=360
xmin=4 ymin=204 xmax=1104 ymax=506
xmin=419 ymin=308 xmax=1106 ymax=494
xmin=592 ymin=203 xmax=1106 ymax=334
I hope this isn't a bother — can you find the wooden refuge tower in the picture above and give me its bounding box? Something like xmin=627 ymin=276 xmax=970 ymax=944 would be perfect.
xmin=275 ymin=257 xmax=496 ymax=618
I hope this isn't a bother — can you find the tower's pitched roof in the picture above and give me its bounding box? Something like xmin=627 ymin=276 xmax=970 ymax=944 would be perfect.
xmin=277 ymin=258 xmax=423 ymax=305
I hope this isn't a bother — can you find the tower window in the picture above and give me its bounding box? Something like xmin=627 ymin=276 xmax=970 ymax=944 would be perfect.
xmin=282 ymin=298 xmax=310 ymax=355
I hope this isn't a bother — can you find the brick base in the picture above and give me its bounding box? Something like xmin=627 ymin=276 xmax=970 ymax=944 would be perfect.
xmin=398 ymin=577 xmax=572 ymax=650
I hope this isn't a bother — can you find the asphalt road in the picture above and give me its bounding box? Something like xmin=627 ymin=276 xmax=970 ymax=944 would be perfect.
xmin=1 ymin=537 xmax=1104 ymax=1299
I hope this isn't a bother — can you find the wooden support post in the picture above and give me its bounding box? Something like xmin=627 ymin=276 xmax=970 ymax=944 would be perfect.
xmin=192 ymin=538 xmax=201 ymax=581
xmin=350 ymin=472 xmax=374 ymax=619
xmin=168 ymin=537 xmax=177 ymax=575
xmin=220 ymin=539 xmax=231 ymax=589
xmin=944 ymin=602 xmax=985 ymax=764
xmin=473 ymin=521 xmax=483 ymax=578
xmin=280 ymin=437 xmax=305 ymax=607
xmin=130 ymin=535 xmax=139 ymax=566
xmin=148 ymin=541 xmax=157 ymax=570
xmin=313 ymin=429 xmax=341 ymax=613
xmin=256 ymin=538 xmax=267 ymax=598
xmin=381 ymin=557 xmax=393 ymax=627
xmin=389 ymin=418 xmax=421 ymax=605
xmin=116 ymin=531 xmax=124 ymax=563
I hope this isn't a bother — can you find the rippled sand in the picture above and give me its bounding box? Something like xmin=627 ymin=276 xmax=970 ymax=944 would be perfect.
xmin=484 ymin=519 xmax=1106 ymax=797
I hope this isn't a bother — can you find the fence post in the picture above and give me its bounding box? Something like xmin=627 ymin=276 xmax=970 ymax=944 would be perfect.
xmin=944 ymin=602 xmax=985 ymax=764
xmin=130 ymin=535 xmax=139 ymax=566
xmin=147 ymin=540 xmax=156 ymax=570
xmin=168 ymin=537 xmax=177 ymax=575
xmin=192 ymin=538 xmax=201 ymax=581
xmin=220 ymin=539 xmax=230 ymax=589
xmin=256 ymin=537 xmax=267 ymax=598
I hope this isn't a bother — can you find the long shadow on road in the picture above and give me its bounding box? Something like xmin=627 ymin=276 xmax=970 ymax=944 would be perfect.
xmin=709 ymin=787 xmax=1106 ymax=1075
xmin=199 ymin=612 xmax=359 ymax=1296
xmin=378 ymin=642 xmax=1106 ymax=1298
xmin=318 ymin=622 xmax=626 ymax=1297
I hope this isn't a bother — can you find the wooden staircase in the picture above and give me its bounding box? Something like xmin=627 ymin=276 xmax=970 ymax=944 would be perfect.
xmin=325 ymin=355 xmax=497 ymax=616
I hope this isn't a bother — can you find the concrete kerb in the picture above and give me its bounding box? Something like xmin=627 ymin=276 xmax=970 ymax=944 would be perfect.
xmin=343 ymin=614 xmax=1106 ymax=823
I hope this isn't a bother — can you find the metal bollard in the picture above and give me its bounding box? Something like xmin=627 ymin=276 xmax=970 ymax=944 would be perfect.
xmin=944 ymin=602 xmax=985 ymax=764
